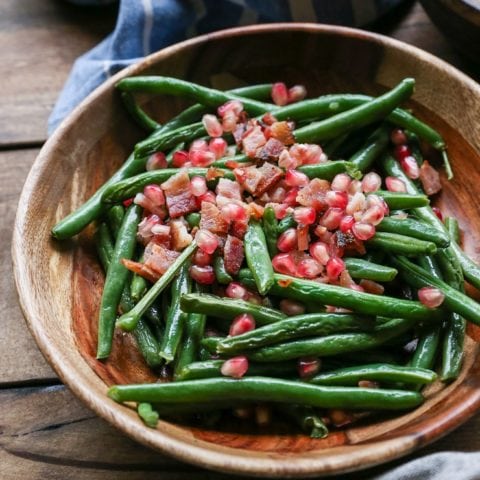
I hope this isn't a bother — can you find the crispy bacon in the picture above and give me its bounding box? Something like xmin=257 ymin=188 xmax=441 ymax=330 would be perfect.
xmin=170 ymin=219 xmax=193 ymax=251
xmin=121 ymin=259 xmax=159 ymax=283
xmin=215 ymin=178 xmax=243 ymax=208
xmin=419 ymin=160 xmax=442 ymax=195
xmin=270 ymin=121 xmax=295 ymax=145
xmin=296 ymin=178 xmax=330 ymax=211
xmin=224 ymin=235 xmax=245 ymax=275
xmin=144 ymin=242 xmax=180 ymax=275
xmin=160 ymin=170 xmax=197 ymax=218
xmin=199 ymin=201 xmax=229 ymax=234
xmin=242 ymin=125 xmax=267 ymax=158
xmin=240 ymin=162 xmax=283 ymax=197
xmin=256 ymin=138 xmax=285 ymax=162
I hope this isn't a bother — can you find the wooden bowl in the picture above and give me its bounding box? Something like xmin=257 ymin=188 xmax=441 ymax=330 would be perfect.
xmin=12 ymin=24 xmax=480 ymax=477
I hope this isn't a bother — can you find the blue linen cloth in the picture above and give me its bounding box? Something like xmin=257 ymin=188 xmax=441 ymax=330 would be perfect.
xmin=49 ymin=0 xmax=404 ymax=132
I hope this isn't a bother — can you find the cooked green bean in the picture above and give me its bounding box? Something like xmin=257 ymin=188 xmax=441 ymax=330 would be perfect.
xmin=106 ymin=205 xmax=126 ymax=238
xmin=298 ymin=161 xmax=358 ymax=180
xmin=373 ymin=191 xmax=429 ymax=209
xmin=276 ymin=404 xmax=329 ymax=438
xmin=343 ymin=258 xmax=397 ymax=282
xmin=263 ymin=206 xmax=279 ymax=257
xmin=367 ymin=232 xmax=437 ymax=256
xmin=121 ymin=91 xmax=161 ymax=132
xmin=213 ymin=256 xmax=233 ymax=285
xmin=137 ymin=403 xmax=159 ymax=428
xmin=349 ymin=125 xmax=390 ymax=172
xmin=95 ymin=223 xmax=114 ymax=272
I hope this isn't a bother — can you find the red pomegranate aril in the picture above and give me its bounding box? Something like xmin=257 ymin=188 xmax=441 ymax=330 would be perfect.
xmin=197 ymin=190 xmax=216 ymax=205
xmin=272 ymin=253 xmax=297 ymax=276
xmin=190 ymin=138 xmax=209 ymax=152
xmin=146 ymin=152 xmax=167 ymax=171
xmin=385 ymin=176 xmax=407 ymax=192
xmin=298 ymin=357 xmax=321 ymax=378
xmin=361 ymin=205 xmax=385 ymax=226
xmin=226 ymin=282 xmax=248 ymax=300
xmin=394 ymin=144 xmax=411 ymax=161
xmin=190 ymin=149 xmax=216 ymax=167
xmin=277 ymin=228 xmax=298 ymax=252
xmin=202 ymin=114 xmax=223 ymax=138
xmin=229 ymin=314 xmax=256 ymax=336
xmin=171 ymin=150 xmax=189 ymax=168
xmin=285 ymin=169 xmax=309 ymax=187
xmin=326 ymin=257 xmax=345 ymax=279
xmin=209 ymin=137 xmax=228 ymax=159
xmin=190 ymin=176 xmax=208 ymax=197
xmin=297 ymin=258 xmax=322 ymax=279
xmin=418 ymin=287 xmax=445 ymax=308
xmin=325 ymin=190 xmax=348 ymax=209
xmin=361 ymin=172 xmax=382 ymax=193
xmin=271 ymin=82 xmax=289 ymax=106
xmin=192 ymin=249 xmax=213 ymax=267
xmin=352 ymin=222 xmax=376 ymax=241
xmin=294 ymin=206 xmax=316 ymax=225
xmin=359 ymin=279 xmax=385 ymax=295
xmin=220 ymin=356 xmax=249 ymax=378
xmin=283 ymin=187 xmax=299 ymax=207
xmin=391 ymin=128 xmax=408 ymax=146
xmin=189 ymin=264 xmax=215 ymax=284
xmin=218 ymin=99 xmax=243 ymax=118
xmin=309 ymin=242 xmax=330 ymax=265
xmin=221 ymin=203 xmax=247 ymax=223
xmin=319 ymin=207 xmax=343 ymax=230
xmin=196 ymin=229 xmax=219 ymax=254
xmin=123 ymin=198 xmax=134 ymax=208
xmin=279 ymin=299 xmax=306 ymax=316
xmin=348 ymin=179 xmax=363 ymax=194
xmin=401 ymin=155 xmax=420 ymax=179
xmin=288 ymin=85 xmax=307 ymax=103
xmin=144 ymin=184 xmax=165 ymax=205
xmin=340 ymin=215 xmax=355 ymax=233
xmin=272 ymin=203 xmax=290 ymax=220
xmin=346 ymin=192 xmax=366 ymax=215
xmin=331 ymin=173 xmax=351 ymax=192
xmin=432 ymin=207 xmax=443 ymax=221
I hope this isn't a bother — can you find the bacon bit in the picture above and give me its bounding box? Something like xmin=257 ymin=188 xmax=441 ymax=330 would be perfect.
xmin=230 ymin=219 xmax=249 ymax=239
xmin=277 ymin=278 xmax=293 ymax=288
xmin=290 ymin=143 xmax=324 ymax=165
xmin=297 ymin=224 xmax=310 ymax=251
xmin=296 ymin=178 xmax=330 ymax=210
xmin=144 ymin=243 xmax=180 ymax=275
xmin=278 ymin=149 xmax=298 ymax=169
xmin=205 ymin=167 xmax=226 ymax=181
xmin=242 ymin=125 xmax=267 ymax=158
xmin=137 ymin=213 xmax=161 ymax=245
xmin=262 ymin=112 xmax=278 ymax=125
xmin=232 ymin=123 xmax=247 ymax=145
xmin=151 ymin=224 xmax=171 ymax=248
xmin=269 ymin=121 xmax=295 ymax=145
xmin=225 ymin=160 xmax=250 ymax=169
xmin=247 ymin=202 xmax=265 ymax=220
xmin=419 ymin=160 xmax=442 ymax=195
xmin=169 ymin=220 xmax=193 ymax=251
xmin=121 ymin=258 xmax=159 ymax=283
xmin=161 ymin=170 xmax=197 ymax=218
xmin=224 ymin=235 xmax=245 ymax=275
xmin=239 ymin=162 xmax=283 ymax=197
xmin=256 ymin=138 xmax=285 ymax=161
xmin=199 ymin=201 xmax=229 ymax=234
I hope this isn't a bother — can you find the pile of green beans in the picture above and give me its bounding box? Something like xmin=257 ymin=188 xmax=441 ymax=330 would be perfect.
xmin=51 ymin=74 xmax=480 ymax=437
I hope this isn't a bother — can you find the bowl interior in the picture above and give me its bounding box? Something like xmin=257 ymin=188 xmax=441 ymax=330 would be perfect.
xmin=13 ymin=25 xmax=480 ymax=477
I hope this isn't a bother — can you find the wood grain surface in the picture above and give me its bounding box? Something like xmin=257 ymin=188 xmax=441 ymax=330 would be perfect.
xmin=3 ymin=1 xmax=480 ymax=479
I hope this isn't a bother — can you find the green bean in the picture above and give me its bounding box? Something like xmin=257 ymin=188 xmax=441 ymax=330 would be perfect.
xmin=349 ymin=125 xmax=390 ymax=172
xmin=214 ymin=313 xmax=374 ymax=354
xmin=95 ymin=223 xmax=114 ymax=272
xmin=238 ymin=270 xmax=444 ymax=322
xmin=298 ymin=161 xmax=359 ymax=181
xmin=343 ymin=258 xmax=397 ymax=282
xmin=276 ymin=404 xmax=328 ymax=438
xmin=263 ymin=206 xmax=279 ymax=257
xmin=374 ymin=191 xmax=429 ymax=209
xmin=108 ymin=377 xmax=423 ymax=411
xmin=174 ymin=312 xmax=206 ymax=378
xmin=244 ymin=221 xmax=275 ymax=295
xmin=120 ymin=91 xmax=160 ymax=132
xmin=116 ymin=241 xmax=197 ymax=331
xmin=310 ymin=364 xmax=437 ymax=386
xmin=277 ymin=215 xmax=296 ymax=234
xmin=102 ymin=167 xmax=234 ymax=203
xmin=294 ymin=79 xmax=415 ymax=144
xmin=137 ymin=403 xmax=159 ymax=428
xmin=185 ymin=212 xmax=201 ymax=228
xmin=417 ymin=255 xmax=443 ymax=280
xmin=106 ymin=205 xmax=126 ymax=238
xmin=247 ymin=317 xmax=415 ymax=362
xmin=376 ymin=217 xmax=450 ymax=247
xmin=131 ymin=272 xmax=148 ymax=303
xmin=323 ymin=133 xmax=350 ymax=158
xmin=180 ymin=293 xmax=286 ymax=326
xmin=133 ymin=317 xmax=163 ymax=368
xmin=211 ymin=154 xmax=251 ymax=168
xmin=367 ymin=232 xmax=437 ymax=256
xmin=97 ymin=204 xmax=142 ymax=359
xmin=213 ymin=256 xmax=233 ymax=285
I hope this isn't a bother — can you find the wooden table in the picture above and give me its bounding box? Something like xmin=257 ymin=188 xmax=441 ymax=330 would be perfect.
xmin=2 ymin=1 xmax=479 ymax=478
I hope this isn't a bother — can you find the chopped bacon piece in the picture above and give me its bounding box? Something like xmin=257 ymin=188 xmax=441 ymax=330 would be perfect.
xmin=270 ymin=121 xmax=295 ymax=145
xmin=170 ymin=219 xmax=193 ymax=251
xmin=230 ymin=219 xmax=248 ymax=239
xmin=297 ymin=225 xmax=310 ymax=251
xmin=205 ymin=167 xmax=228 ymax=182
xmin=215 ymin=178 xmax=243 ymax=208
xmin=247 ymin=202 xmax=265 ymax=220
xmin=232 ymin=123 xmax=247 ymax=145
xmin=296 ymin=178 xmax=330 ymax=211
xmin=224 ymin=235 xmax=245 ymax=275
xmin=121 ymin=259 xmax=159 ymax=283
xmin=242 ymin=125 xmax=267 ymax=158
xmin=144 ymin=242 xmax=180 ymax=275
xmin=419 ymin=160 xmax=442 ymax=195
xmin=256 ymin=138 xmax=285 ymax=162
xmin=160 ymin=170 xmax=197 ymax=218
xmin=240 ymin=162 xmax=283 ymax=197
xmin=199 ymin=201 xmax=229 ymax=234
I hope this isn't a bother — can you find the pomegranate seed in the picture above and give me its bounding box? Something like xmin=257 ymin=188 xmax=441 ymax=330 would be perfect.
xmin=361 ymin=172 xmax=382 ymax=193
xmin=226 ymin=282 xmax=248 ymax=300
xmin=197 ymin=190 xmax=216 ymax=205
xmin=331 ymin=173 xmax=351 ymax=192
xmin=432 ymin=207 xmax=443 ymax=221
xmin=272 ymin=252 xmax=297 ymax=275
xmin=348 ymin=179 xmax=363 ymax=194
xmin=283 ymin=187 xmax=299 ymax=207
xmin=144 ymin=184 xmax=165 ymax=205
xmin=190 ymin=138 xmax=209 ymax=152
xmin=394 ymin=144 xmax=411 ymax=161
xmin=298 ymin=357 xmax=321 ymax=378
xmin=326 ymin=257 xmax=345 ymax=279
xmin=325 ymin=190 xmax=348 ymax=209
xmin=288 ymin=85 xmax=307 ymax=103
xmin=351 ymin=222 xmax=376 ymax=241
xmin=196 ymin=229 xmax=219 ymax=254
xmin=137 ymin=214 xmax=161 ymax=243
xmin=271 ymin=82 xmax=289 ymax=106
xmin=221 ymin=203 xmax=247 ymax=223
xmin=229 ymin=313 xmax=256 ymax=336
xmin=123 ymin=198 xmax=134 ymax=208
xmin=391 ymin=128 xmax=408 ymax=145
xmin=277 ymin=228 xmax=298 ymax=252
xmin=279 ymin=299 xmax=306 ymax=316
xmin=171 ymin=150 xmax=189 ymax=168
xmin=340 ymin=215 xmax=355 ymax=233
xmin=346 ymin=192 xmax=366 ymax=215
xmin=209 ymin=137 xmax=228 ymax=159
xmin=309 ymin=242 xmax=330 ymax=265
xmin=189 ymin=149 xmax=216 ymax=167
xmin=221 ymin=356 xmax=249 ymax=378
xmin=290 ymin=143 xmax=324 ymax=165
xmin=294 ymin=206 xmax=316 ymax=225
xmin=359 ymin=279 xmax=384 ymax=295
xmin=401 ymin=155 xmax=420 ymax=179
xmin=297 ymin=257 xmax=322 ymax=279
xmin=319 ymin=207 xmax=343 ymax=230
xmin=367 ymin=194 xmax=390 ymax=216
xmin=285 ymin=169 xmax=309 ymax=187
xmin=192 ymin=249 xmax=213 ymax=267
xmin=146 ymin=152 xmax=167 ymax=171
xmin=255 ymin=405 xmax=271 ymax=426
xmin=151 ymin=223 xmax=170 ymax=235
xmin=418 ymin=287 xmax=445 ymax=308
xmin=361 ymin=205 xmax=385 ymax=226
xmin=190 ymin=176 xmax=208 ymax=196
xmin=189 ymin=264 xmax=215 ymax=284
xmin=385 ymin=176 xmax=407 ymax=192
xmin=272 ymin=203 xmax=290 ymax=220
xmin=218 ymin=99 xmax=243 ymax=118
xmin=202 ymin=114 xmax=223 ymax=138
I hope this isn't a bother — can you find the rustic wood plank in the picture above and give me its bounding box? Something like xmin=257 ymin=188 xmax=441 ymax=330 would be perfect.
xmin=0 ymin=0 xmax=117 ymax=146
xmin=1 ymin=148 xmax=55 ymax=384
